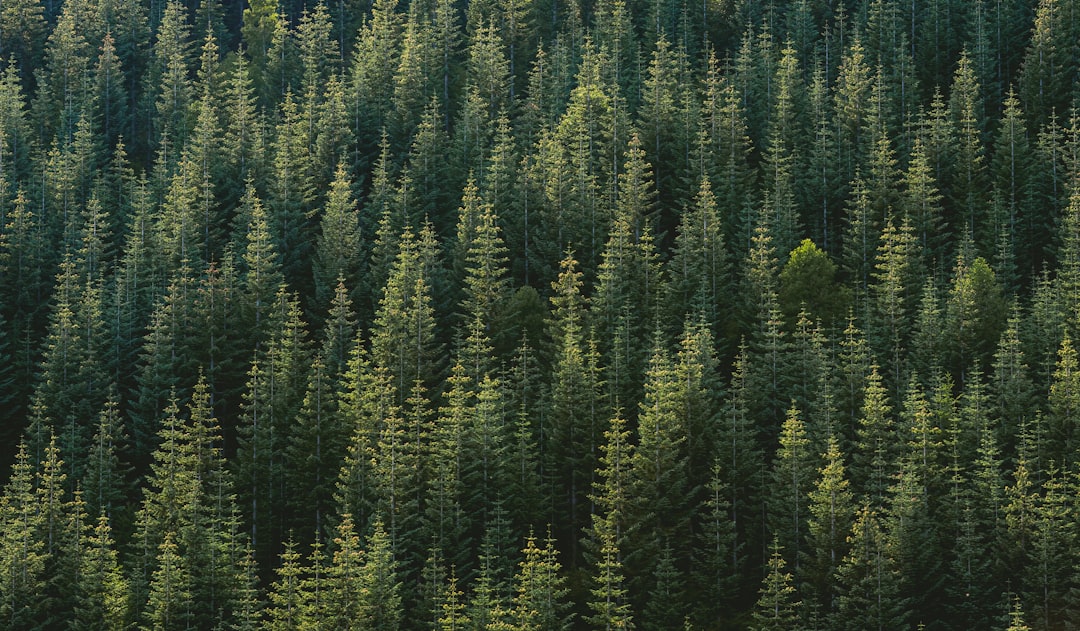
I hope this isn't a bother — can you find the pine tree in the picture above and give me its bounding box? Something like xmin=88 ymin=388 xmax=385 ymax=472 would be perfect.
xmin=268 ymin=91 xmax=316 ymax=292
xmin=455 ymin=177 xmax=511 ymax=379
xmin=668 ymin=175 xmax=728 ymax=327
xmin=141 ymin=531 xmax=193 ymax=631
xmin=437 ymin=569 xmax=470 ymax=630
xmin=714 ymin=345 xmax=764 ymax=601
xmin=221 ymin=52 xmax=263 ymax=207
xmin=637 ymin=36 xmax=691 ymax=217
xmin=593 ymin=134 xmax=661 ymax=411
xmin=1018 ymin=0 xmax=1079 ymax=131
xmin=370 ymin=224 xmax=443 ymax=406
xmin=31 ymin=254 xmax=110 ymax=478
xmin=510 ymin=532 xmax=573 ymax=630
xmin=72 ymin=513 xmax=132 ymax=631
xmin=313 ymin=162 xmax=363 ymax=314
xmin=285 ymin=355 xmax=345 ymax=539
xmin=236 ymin=289 xmax=310 ymax=564
xmin=545 ymin=252 xmax=603 ymax=567
xmin=151 ymin=0 xmax=194 ymax=151
xmin=902 ymin=136 xmax=947 ymax=267
xmin=625 ymin=338 xmax=692 ymax=600
xmin=1046 ymin=333 xmax=1080 ymax=469
xmin=361 ymin=519 xmax=403 ymax=629
xmin=82 ymin=396 xmax=132 ymax=534
xmin=1025 ymin=468 xmax=1078 ymax=629
xmin=323 ymin=512 xmax=366 ymax=628
xmin=348 ymin=0 xmax=402 ymax=159
xmin=833 ymin=506 xmax=907 ymax=631
xmin=833 ymin=38 xmax=872 ymax=194
xmin=239 ymin=182 xmax=286 ymax=344
xmin=761 ymin=43 xmax=805 ymax=261
xmin=0 ymin=442 xmax=47 ymax=628
xmin=853 ymin=366 xmax=897 ymax=505
xmin=947 ymin=53 xmax=990 ymax=247
xmin=698 ymin=52 xmax=755 ymax=251
xmin=868 ymin=215 xmax=917 ymax=398
xmin=802 ymin=436 xmax=854 ymax=617
xmin=751 ymin=539 xmax=802 ymax=631
xmin=767 ymin=404 xmax=815 ymax=576
xmin=991 ymin=89 xmax=1032 ymax=279
xmin=1005 ymin=596 xmax=1031 ymax=631
xmin=586 ymin=411 xmax=634 ymax=630
xmin=265 ymin=538 xmax=304 ymax=630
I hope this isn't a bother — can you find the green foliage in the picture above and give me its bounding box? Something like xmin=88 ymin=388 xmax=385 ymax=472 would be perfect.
xmin=3 ymin=4 xmax=1080 ymax=629
xmin=779 ymin=239 xmax=849 ymax=328
xmin=751 ymin=540 xmax=802 ymax=631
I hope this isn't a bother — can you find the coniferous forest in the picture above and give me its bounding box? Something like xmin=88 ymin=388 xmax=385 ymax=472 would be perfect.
xmin=4 ymin=0 xmax=1080 ymax=627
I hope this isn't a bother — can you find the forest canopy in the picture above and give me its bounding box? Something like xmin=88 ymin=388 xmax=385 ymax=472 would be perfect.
xmin=1 ymin=0 xmax=1080 ymax=628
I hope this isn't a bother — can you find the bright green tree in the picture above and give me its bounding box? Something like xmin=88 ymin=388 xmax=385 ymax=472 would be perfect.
xmin=72 ymin=513 xmax=132 ymax=631
xmin=313 ymin=162 xmax=363 ymax=314
xmin=802 ymin=436 xmax=854 ymax=616
xmin=833 ymin=507 xmax=907 ymax=631
xmin=751 ymin=539 xmax=802 ymax=631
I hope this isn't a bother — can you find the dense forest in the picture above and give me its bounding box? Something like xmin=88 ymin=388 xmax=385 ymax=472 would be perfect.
xmin=3 ymin=0 xmax=1080 ymax=627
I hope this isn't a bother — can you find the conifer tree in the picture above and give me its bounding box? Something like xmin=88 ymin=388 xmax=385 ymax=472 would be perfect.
xmin=945 ymin=253 xmax=1007 ymax=386
xmin=363 ymin=519 xmax=404 ymax=629
xmin=0 ymin=442 xmax=47 ymax=628
xmin=715 ymin=345 xmax=764 ymax=594
xmin=868 ymin=215 xmax=917 ymax=397
xmin=142 ymin=531 xmax=193 ymax=630
xmin=1005 ymin=596 xmax=1031 ymax=631
xmin=455 ymin=177 xmax=511 ymax=379
xmin=83 ymin=396 xmax=132 ymax=534
xmin=752 ymin=539 xmax=802 ymax=631
xmin=236 ymin=290 xmax=309 ymax=564
xmin=151 ymin=0 xmax=194 ymax=151
xmin=323 ymin=512 xmax=366 ymax=627
xmin=437 ymin=569 xmax=470 ymax=630
xmin=761 ymin=43 xmax=805 ymax=260
xmin=285 ymin=355 xmax=345 ymax=539
xmin=853 ymin=366 xmax=897 ymax=505
xmin=625 ymin=338 xmax=692 ymax=597
xmin=73 ymin=513 xmax=131 ymax=631
xmin=902 ymin=136 xmax=947 ymax=267
xmin=593 ymin=134 xmax=661 ymax=411
xmin=833 ymin=507 xmax=907 ymax=631
xmin=638 ymin=36 xmax=691 ymax=215
xmin=585 ymin=411 xmax=634 ymax=630
xmin=802 ymin=435 xmax=854 ymax=616
xmin=1046 ymin=333 xmax=1080 ymax=468
xmin=768 ymin=404 xmax=814 ymax=575
xmin=265 ymin=538 xmax=304 ymax=630
xmin=1018 ymin=0 xmax=1078 ymax=131
xmin=1024 ymin=468 xmax=1078 ymax=629
xmin=698 ymin=53 xmax=755 ymax=249
xmin=268 ymin=91 xmax=316 ymax=292
xmin=371 ymin=224 xmax=443 ymax=406
xmin=948 ymin=53 xmax=990 ymax=246
xmin=510 ymin=532 xmax=573 ymax=630
xmin=545 ymin=253 xmax=603 ymax=566
xmin=238 ymin=183 xmax=285 ymax=342
xmin=313 ymin=162 xmax=363 ymax=314
xmin=993 ymin=309 xmax=1035 ymax=454
xmin=669 ymin=175 xmax=727 ymax=327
